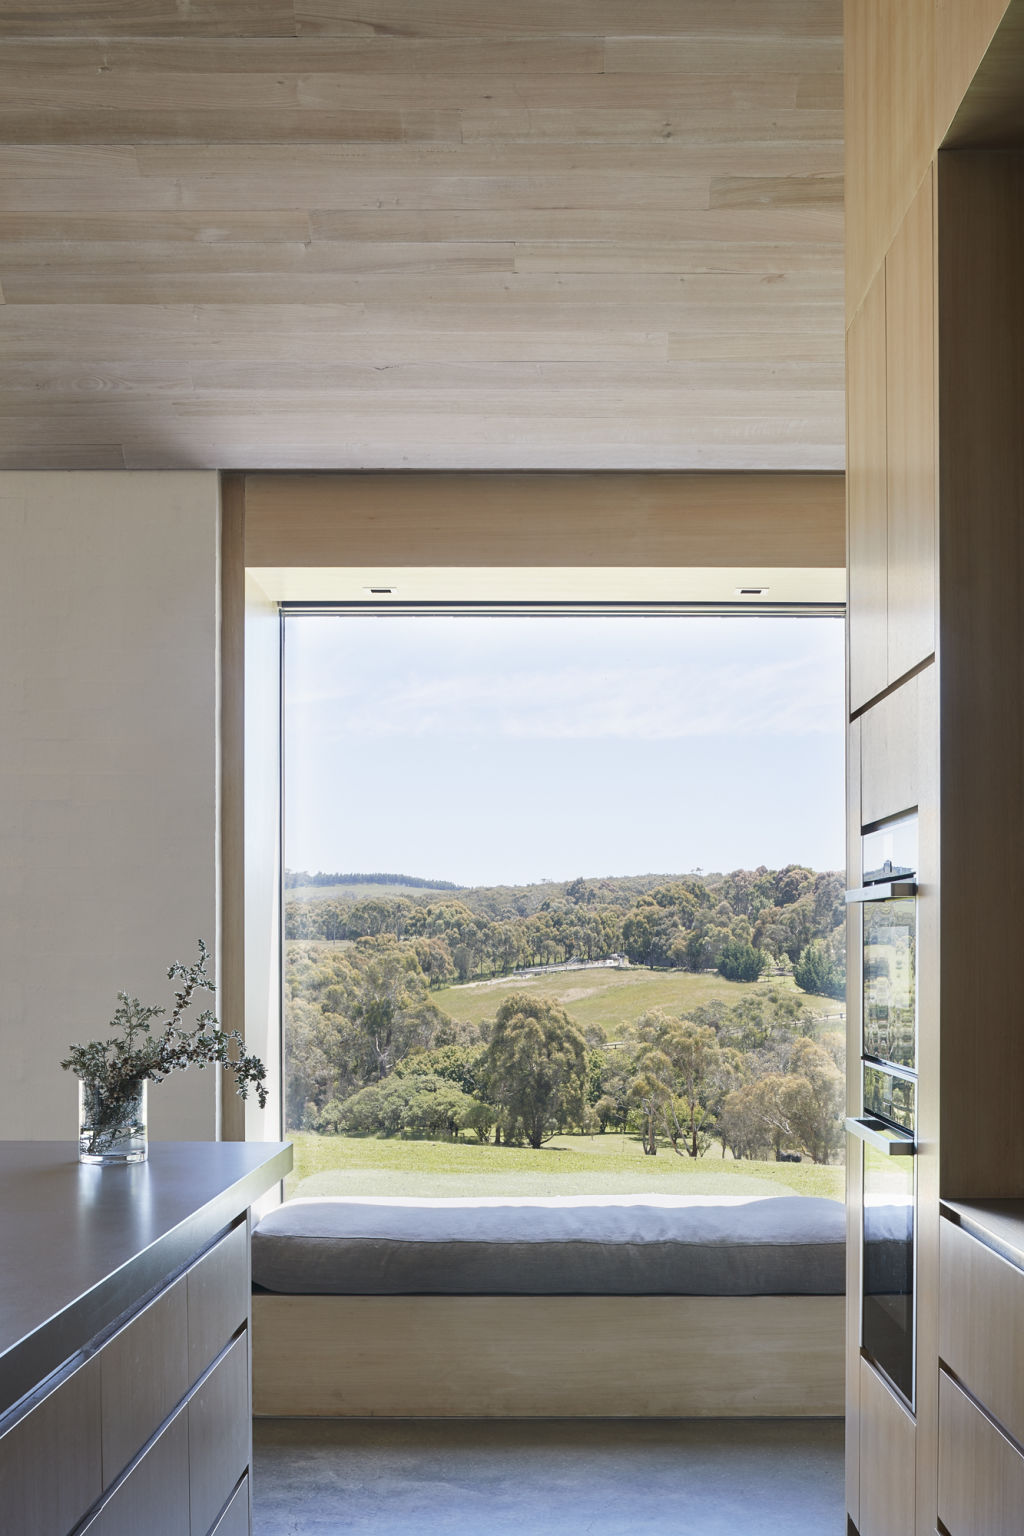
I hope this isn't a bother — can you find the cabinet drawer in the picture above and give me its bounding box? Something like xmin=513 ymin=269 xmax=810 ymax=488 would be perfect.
xmin=939 ymin=1371 xmax=1024 ymax=1535
xmin=87 ymin=1411 xmax=189 ymax=1536
xmin=0 ymin=1353 xmax=101 ymax=1536
xmin=101 ymin=1273 xmax=188 ymax=1485
xmin=210 ymin=1476 xmax=250 ymax=1536
xmin=188 ymin=1222 xmax=249 ymax=1382
xmin=189 ymin=1334 xmax=250 ymax=1536
xmin=939 ymin=1218 xmax=1024 ymax=1445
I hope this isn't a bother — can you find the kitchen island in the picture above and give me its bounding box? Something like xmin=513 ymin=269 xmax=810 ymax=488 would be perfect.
xmin=0 ymin=1140 xmax=291 ymax=1536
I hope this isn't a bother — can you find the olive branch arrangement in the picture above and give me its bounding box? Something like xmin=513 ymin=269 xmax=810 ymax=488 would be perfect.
xmin=61 ymin=941 xmax=268 ymax=1134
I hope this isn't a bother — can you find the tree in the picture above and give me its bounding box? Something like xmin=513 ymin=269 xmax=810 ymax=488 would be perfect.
xmin=631 ymin=1012 xmax=738 ymax=1158
xmin=341 ymin=940 xmax=447 ymax=1081
xmin=717 ymin=939 xmax=768 ymax=982
xmin=482 ymin=993 xmax=588 ymax=1149
xmin=794 ymin=939 xmax=846 ymax=1001
xmin=784 ymin=1037 xmax=844 ymax=1163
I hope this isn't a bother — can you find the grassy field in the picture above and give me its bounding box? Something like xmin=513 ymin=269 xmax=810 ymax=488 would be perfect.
xmin=434 ymin=967 xmax=844 ymax=1037
xmin=285 ymin=1130 xmax=844 ymax=1203
xmin=287 ymin=880 xmax=456 ymax=902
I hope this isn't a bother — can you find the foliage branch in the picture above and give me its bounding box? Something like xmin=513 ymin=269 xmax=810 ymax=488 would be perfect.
xmin=62 ymin=940 xmax=269 ymax=1124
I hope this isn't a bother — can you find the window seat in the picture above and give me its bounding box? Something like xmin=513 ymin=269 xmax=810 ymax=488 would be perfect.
xmin=251 ymin=1192 xmax=846 ymax=1296
xmin=250 ymin=1193 xmax=847 ymax=1418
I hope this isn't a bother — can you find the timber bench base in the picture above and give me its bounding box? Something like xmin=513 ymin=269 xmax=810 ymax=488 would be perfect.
xmin=251 ymin=1293 xmax=845 ymax=1418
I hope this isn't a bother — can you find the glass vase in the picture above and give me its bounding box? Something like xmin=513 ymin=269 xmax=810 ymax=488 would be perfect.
xmin=78 ymin=1077 xmax=148 ymax=1165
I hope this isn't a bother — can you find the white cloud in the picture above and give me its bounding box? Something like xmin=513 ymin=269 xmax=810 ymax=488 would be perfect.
xmin=294 ymin=655 xmax=839 ymax=742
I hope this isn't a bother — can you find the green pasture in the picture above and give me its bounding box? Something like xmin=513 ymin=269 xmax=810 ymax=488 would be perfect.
xmin=434 ymin=967 xmax=844 ymax=1037
xmin=287 ymin=881 xmax=452 ymax=903
xmin=285 ymin=1130 xmax=845 ymax=1203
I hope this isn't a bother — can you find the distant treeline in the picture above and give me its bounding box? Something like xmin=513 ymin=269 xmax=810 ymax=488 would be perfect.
xmin=284 ymin=867 xmax=847 ymax=1000
xmin=285 ymin=870 xmax=463 ymax=892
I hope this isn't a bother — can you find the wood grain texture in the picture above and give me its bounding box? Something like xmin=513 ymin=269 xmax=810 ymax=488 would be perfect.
xmin=912 ymin=656 xmax=941 ymax=1536
xmin=0 ymin=1 xmax=843 ymax=470
xmin=936 ymin=0 xmax=1017 ymax=145
xmin=846 ymin=268 xmax=888 ymax=712
xmin=242 ymin=471 xmax=845 ymax=568
xmin=939 ymin=1219 xmax=1024 ymax=1448
xmin=210 ymin=1478 xmax=250 ymax=1536
xmin=858 ymin=665 xmax=935 ymax=827
xmin=938 ymin=1371 xmax=1024 ymax=1536
xmin=187 ymin=1223 xmax=249 ymax=1383
xmin=220 ymin=473 xmax=247 ymax=1146
xmin=100 ymin=1275 xmax=188 ymax=1486
xmin=0 ymin=1354 xmax=102 ymax=1536
xmin=188 ymin=1336 xmax=251 ymax=1536
xmin=844 ymin=714 xmax=864 ymax=1530
xmin=885 ymin=169 xmax=936 ymax=685
xmin=89 ymin=1413 xmax=189 ymax=1536
xmin=858 ymin=1357 xmax=916 ymax=1536
xmin=251 ymin=1294 xmax=845 ymax=1418
xmin=844 ymin=0 xmax=935 ymax=323
xmin=937 ymin=151 xmax=1024 ymax=1199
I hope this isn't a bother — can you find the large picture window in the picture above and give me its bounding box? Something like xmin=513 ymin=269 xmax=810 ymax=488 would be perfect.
xmin=281 ymin=609 xmax=846 ymax=1202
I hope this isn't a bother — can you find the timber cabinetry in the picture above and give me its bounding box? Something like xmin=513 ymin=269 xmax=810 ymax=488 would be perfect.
xmin=0 ymin=1142 xmax=290 ymax=1536
xmin=937 ymin=1204 xmax=1024 ymax=1533
xmin=847 ymin=171 xmax=937 ymax=716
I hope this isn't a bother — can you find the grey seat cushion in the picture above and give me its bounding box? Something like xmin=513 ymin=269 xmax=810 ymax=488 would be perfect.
xmin=251 ymin=1193 xmax=847 ymax=1296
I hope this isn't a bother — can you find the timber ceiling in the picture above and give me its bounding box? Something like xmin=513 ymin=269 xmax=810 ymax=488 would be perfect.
xmin=0 ymin=2 xmax=844 ymax=471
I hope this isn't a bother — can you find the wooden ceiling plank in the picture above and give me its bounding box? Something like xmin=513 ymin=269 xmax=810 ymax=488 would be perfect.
xmin=288 ymin=1 xmax=842 ymax=40
xmin=0 ymin=211 xmax=313 ymax=242
xmin=306 ymin=208 xmax=844 ymax=242
xmin=0 ymin=36 xmax=605 ymax=73
xmin=604 ymin=37 xmax=843 ymax=75
xmin=0 ymin=0 xmax=296 ymax=38
xmin=708 ymin=173 xmax=845 ymax=208
xmin=129 ymin=141 xmax=843 ymax=177
xmin=0 ymin=0 xmax=844 ymax=473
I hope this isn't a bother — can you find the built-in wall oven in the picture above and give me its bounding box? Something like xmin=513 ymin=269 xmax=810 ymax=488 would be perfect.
xmin=845 ymin=814 xmax=919 ymax=1409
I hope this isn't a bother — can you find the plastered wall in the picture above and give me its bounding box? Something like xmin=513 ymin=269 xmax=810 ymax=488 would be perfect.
xmin=0 ymin=471 xmax=222 ymax=1141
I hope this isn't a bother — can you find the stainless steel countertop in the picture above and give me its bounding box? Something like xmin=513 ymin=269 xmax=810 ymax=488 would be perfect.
xmin=0 ymin=1140 xmax=292 ymax=1421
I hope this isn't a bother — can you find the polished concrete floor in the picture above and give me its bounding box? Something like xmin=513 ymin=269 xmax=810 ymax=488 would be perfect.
xmin=253 ymin=1417 xmax=845 ymax=1535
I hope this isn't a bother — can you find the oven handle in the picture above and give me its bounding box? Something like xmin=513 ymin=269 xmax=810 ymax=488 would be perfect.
xmin=845 ymin=1116 xmax=917 ymax=1155
xmin=845 ymin=881 xmax=917 ymax=904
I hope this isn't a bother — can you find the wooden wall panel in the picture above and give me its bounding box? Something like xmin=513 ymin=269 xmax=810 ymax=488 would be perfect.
xmin=885 ymin=170 xmax=936 ymax=684
xmin=845 ymin=0 xmax=1020 ymax=318
xmin=845 ymin=714 xmax=864 ymax=1529
xmin=937 ymin=150 xmax=1024 ymax=1199
xmin=845 ymin=0 xmax=935 ymax=322
xmin=938 ymin=1372 xmax=1024 ymax=1536
xmin=935 ymin=0 xmax=1017 ymax=144
xmin=858 ymin=1358 xmax=917 ymax=1536
xmin=242 ymin=470 xmax=845 ymax=569
xmin=846 ymin=269 xmax=888 ymax=711
xmin=0 ymin=2 xmax=843 ymax=471
xmin=252 ymin=1294 xmax=845 ymax=1418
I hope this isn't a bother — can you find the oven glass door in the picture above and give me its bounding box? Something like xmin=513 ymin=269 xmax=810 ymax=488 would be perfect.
xmin=863 ymin=896 xmax=917 ymax=1071
xmin=862 ymin=1133 xmax=916 ymax=1408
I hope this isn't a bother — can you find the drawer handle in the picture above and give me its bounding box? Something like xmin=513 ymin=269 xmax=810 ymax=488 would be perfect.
xmin=845 ymin=1116 xmax=917 ymax=1155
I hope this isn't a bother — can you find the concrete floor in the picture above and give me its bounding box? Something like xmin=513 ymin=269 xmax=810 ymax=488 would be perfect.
xmin=253 ymin=1417 xmax=845 ymax=1535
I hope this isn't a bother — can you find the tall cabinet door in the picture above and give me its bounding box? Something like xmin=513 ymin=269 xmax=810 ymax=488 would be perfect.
xmin=847 ymin=266 xmax=889 ymax=714
xmin=885 ymin=170 xmax=936 ymax=685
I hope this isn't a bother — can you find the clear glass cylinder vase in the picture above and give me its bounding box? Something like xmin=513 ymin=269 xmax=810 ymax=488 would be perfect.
xmin=78 ymin=1077 xmax=148 ymax=1165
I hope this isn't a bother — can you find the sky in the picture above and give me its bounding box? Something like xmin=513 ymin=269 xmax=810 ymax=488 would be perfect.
xmin=284 ymin=613 xmax=846 ymax=887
